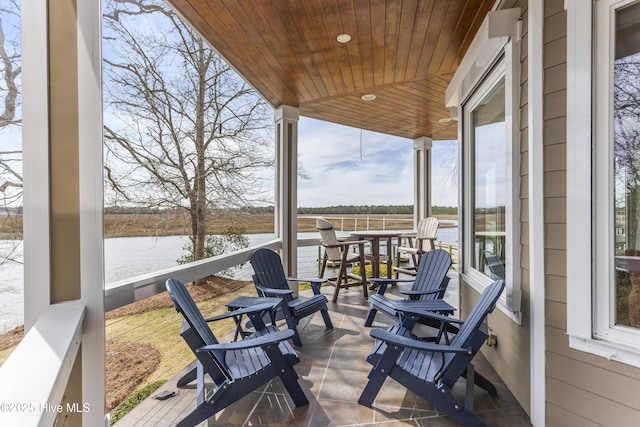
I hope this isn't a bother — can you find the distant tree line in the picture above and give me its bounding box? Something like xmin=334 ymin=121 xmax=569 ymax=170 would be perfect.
xmin=298 ymin=205 xmax=412 ymax=215
xmin=103 ymin=205 xmax=458 ymax=215
xmin=298 ymin=205 xmax=458 ymax=215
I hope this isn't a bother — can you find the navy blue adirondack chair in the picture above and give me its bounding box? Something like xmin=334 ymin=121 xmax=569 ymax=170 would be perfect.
xmin=364 ymin=248 xmax=452 ymax=327
xmin=165 ymin=279 xmax=308 ymax=427
xmin=250 ymin=248 xmax=333 ymax=346
xmin=359 ymin=280 xmax=505 ymax=427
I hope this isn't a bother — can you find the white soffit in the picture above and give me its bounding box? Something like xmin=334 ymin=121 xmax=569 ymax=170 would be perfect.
xmin=445 ymin=8 xmax=521 ymax=108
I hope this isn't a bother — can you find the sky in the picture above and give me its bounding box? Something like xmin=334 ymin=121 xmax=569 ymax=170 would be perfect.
xmin=297 ymin=118 xmax=458 ymax=208
xmin=0 ymin=2 xmax=459 ymax=211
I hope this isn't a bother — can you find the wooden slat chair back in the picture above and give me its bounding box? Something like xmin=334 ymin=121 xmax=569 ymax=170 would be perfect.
xmin=315 ymin=218 xmax=369 ymax=302
xmin=359 ymin=280 xmax=505 ymax=427
xmin=364 ymin=249 xmax=452 ymax=327
xmin=439 ymin=280 xmax=504 ymax=387
xmin=165 ymin=278 xmax=229 ymax=386
xmin=416 ymin=217 xmax=439 ymax=251
xmin=165 ymin=278 xmax=308 ymax=426
xmin=410 ymin=248 xmax=452 ymax=300
xmin=250 ymin=248 xmax=333 ymax=346
xmin=316 ymin=218 xmax=343 ymax=263
xmin=394 ymin=217 xmax=439 ymax=277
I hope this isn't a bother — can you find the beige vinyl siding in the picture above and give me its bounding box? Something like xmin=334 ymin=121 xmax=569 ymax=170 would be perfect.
xmin=544 ymin=0 xmax=640 ymax=425
xmin=460 ymin=0 xmax=532 ymax=414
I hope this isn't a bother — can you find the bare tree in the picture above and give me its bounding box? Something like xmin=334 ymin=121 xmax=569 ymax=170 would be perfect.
xmin=102 ymin=0 xmax=273 ymax=263
xmin=614 ymin=55 xmax=640 ymax=253
xmin=0 ymin=0 xmax=23 ymax=265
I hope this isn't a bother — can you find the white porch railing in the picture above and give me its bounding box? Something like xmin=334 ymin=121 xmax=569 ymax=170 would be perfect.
xmin=0 ymin=300 xmax=85 ymax=427
xmin=0 ymin=237 xmax=326 ymax=426
xmin=299 ymin=215 xmax=413 ymax=232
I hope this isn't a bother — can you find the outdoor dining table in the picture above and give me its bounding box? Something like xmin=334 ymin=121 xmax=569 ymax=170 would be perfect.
xmin=350 ymin=230 xmax=404 ymax=281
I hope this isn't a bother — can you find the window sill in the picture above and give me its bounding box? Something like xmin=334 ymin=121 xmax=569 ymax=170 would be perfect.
xmin=461 ymin=272 xmax=522 ymax=325
xmin=569 ymin=334 xmax=640 ymax=368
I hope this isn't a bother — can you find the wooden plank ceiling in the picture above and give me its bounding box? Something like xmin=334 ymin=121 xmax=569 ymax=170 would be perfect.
xmin=166 ymin=0 xmax=495 ymax=140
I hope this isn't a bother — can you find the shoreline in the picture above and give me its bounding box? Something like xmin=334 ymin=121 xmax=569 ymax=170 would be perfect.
xmin=0 ymin=213 xmax=457 ymax=239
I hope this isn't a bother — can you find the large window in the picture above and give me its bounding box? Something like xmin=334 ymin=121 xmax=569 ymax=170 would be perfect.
xmin=568 ymin=0 xmax=640 ymax=366
xmin=610 ymin=1 xmax=640 ymax=331
xmin=469 ymin=77 xmax=506 ymax=278
xmin=461 ymin=57 xmax=521 ymax=320
xmin=595 ymin=0 xmax=640 ymax=345
xmin=445 ymin=8 xmax=521 ymax=320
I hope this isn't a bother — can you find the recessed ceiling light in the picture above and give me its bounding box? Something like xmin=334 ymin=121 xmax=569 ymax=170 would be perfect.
xmin=438 ymin=117 xmax=452 ymax=123
xmin=337 ymin=33 xmax=352 ymax=43
xmin=361 ymin=94 xmax=376 ymax=101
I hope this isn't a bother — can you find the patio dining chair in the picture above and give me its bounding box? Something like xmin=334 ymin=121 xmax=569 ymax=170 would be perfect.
xmin=165 ymin=278 xmax=308 ymax=426
xmin=359 ymin=280 xmax=505 ymax=427
xmin=250 ymin=248 xmax=333 ymax=346
xmin=393 ymin=217 xmax=439 ymax=278
xmin=316 ymin=218 xmax=369 ymax=302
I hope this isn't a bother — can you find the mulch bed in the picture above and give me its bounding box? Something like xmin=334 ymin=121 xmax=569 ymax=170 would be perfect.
xmin=106 ymin=339 xmax=162 ymax=411
xmin=105 ymin=276 xmax=250 ymax=319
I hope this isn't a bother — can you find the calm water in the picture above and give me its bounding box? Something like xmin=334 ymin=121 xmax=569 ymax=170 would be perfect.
xmin=0 ymin=225 xmax=458 ymax=331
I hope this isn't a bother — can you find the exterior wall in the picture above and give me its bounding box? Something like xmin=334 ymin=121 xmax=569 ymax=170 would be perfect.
xmin=545 ymin=2 xmax=640 ymax=425
xmin=459 ymin=0 xmax=532 ymax=414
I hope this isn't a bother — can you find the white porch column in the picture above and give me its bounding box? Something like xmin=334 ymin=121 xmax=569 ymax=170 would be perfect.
xmin=413 ymin=136 xmax=433 ymax=228
xmin=22 ymin=0 xmax=105 ymax=425
xmin=274 ymin=105 xmax=299 ymax=277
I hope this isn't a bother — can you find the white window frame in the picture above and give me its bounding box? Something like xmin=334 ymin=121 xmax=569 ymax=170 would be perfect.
xmin=567 ymin=0 xmax=640 ymax=367
xmin=460 ymin=54 xmax=521 ymax=323
xmin=447 ymin=8 xmax=522 ymax=323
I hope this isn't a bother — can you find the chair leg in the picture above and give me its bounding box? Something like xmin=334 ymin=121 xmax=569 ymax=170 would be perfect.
xmin=364 ymin=308 xmax=377 ymax=327
xmin=358 ymin=369 xmax=387 ymax=407
xmin=281 ymin=308 xmax=303 ymax=347
xmin=461 ymin=369 xmax=497 ymax=396
xmin=333 ymin=262 xmax=348 ymax=302
xmin=358 ymin=348 xmax=399 ymax=407
xmin=319 ymin=254 xmax=328 ymax=278
xmin=320 ymin=308 xmax=334 ymax=329
xmin=360 ymin=250 xmax=368 ymax=300
xmin=394 ymin=249 xmax=401 ymax=279
xmin=176 ymin=366 xmax=197 ymax=388
xmin=263 ymin=346 xmax=309 ymax=407
xmin=432 ymin=383 xmax=489 ymax=427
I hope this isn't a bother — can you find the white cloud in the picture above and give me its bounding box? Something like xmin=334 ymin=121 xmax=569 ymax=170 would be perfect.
xmin=297 ymin=118 xmax=458 ymax=207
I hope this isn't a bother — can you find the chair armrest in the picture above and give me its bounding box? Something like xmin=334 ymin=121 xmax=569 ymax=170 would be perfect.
xmin=197 ymin=329 xmax=295 ymax=352
xmin=322 ymin=239 xmax=370 ymax=248
xmin=286 ymin=278 xmax=326 ymax=295
xmin=255 ymin=285 xmax=294 ymax=297
xmin=399 ymin=288 xmax=445 ymax=299
xmin=369 ymin=278 xmax=414 ymax=284
xmin=287 ymin=277 xmax=326 ymax=284
xmin=392 ymin=305 xmax=463 ymax=324
xmin=369 ymin=278 xmax=413 ymax=295
xmin=204 ymin=302 xmax=279 ymax=322
xmin=370 ymin=329 xmax=472 ymax=354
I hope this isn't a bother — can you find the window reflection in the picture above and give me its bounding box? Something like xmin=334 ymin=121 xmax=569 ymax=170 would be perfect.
xmin=613 ymin=2 xmax=640 ymax=328
xmin=471 ymin=79 xmax=506 ymax=280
